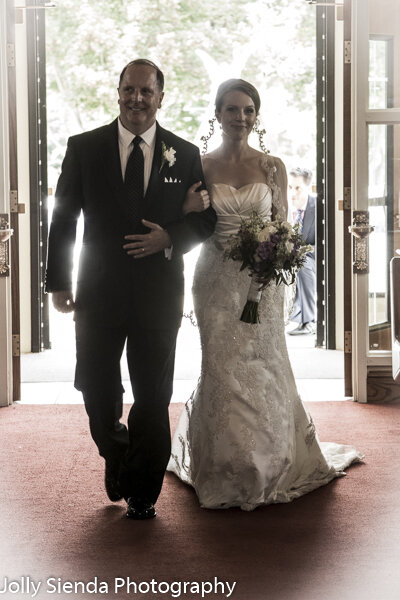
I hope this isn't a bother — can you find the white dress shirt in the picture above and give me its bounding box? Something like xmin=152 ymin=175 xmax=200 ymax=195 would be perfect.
xmin=118 ymin=119 xmax=156 ymax=195
xmin=118 ymin=119 xmax=172 ymax=258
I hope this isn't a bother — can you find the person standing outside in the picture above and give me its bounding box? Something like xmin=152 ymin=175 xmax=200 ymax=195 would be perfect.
xmin=45 ymin=59 xmax=216 ymax=519
xmin=288 ymin=167 xmax=316 ymax=335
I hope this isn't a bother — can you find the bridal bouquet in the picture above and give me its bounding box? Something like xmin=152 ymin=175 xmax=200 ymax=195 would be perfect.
xmin=225 ymin=211 xmax=313 ymax=324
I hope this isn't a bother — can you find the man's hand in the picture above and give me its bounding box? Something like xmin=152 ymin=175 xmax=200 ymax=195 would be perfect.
xmin=52 ymin=290 xmax=75 ymax=313
xmin=123 ymin=219 xmax=172 ymax=259
xmin=183 ymin=181 xmax=210 ymax=215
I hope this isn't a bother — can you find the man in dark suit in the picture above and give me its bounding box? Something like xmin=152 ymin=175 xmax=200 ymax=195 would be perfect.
xmin=45 ymin=59 xmax=216 ymax=519
xmin=288 ymin=167 xmax=316 ymax=336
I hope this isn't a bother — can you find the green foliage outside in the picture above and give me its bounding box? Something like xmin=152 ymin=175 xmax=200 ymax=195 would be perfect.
xmin=46 ymin=0 xmax=316 ymax=184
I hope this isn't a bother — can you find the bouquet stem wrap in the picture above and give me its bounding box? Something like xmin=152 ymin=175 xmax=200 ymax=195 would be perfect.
xmin=240 ymin=276 xmax=262 ymax=324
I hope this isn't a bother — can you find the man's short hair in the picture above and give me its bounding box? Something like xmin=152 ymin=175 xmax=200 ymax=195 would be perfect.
xmin=118 ymin=59 xmax=164 ymax=92
xmin=289 ymin=167 xmax=313 ymax=185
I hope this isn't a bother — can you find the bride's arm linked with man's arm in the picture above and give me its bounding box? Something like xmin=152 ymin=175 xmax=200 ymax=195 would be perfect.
xmin=182 ymin=181 xmax=211 ymax=215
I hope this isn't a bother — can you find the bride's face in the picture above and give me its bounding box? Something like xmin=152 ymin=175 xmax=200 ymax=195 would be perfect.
xmin=216 ymin=91 xmax=257 ymax=141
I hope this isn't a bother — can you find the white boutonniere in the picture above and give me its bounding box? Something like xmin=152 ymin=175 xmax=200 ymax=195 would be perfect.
xmin=159 ymin=142 xmax=176 ymax=172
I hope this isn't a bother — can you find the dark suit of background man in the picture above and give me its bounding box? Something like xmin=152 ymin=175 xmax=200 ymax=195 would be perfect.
xmin=45 ymin=59 xmax=217 ymax=520
xmin=288 ymin=167 xmax=316 ymax=336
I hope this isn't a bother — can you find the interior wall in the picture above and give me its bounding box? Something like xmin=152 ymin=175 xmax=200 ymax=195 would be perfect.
xmin=15 ymin=2 xmax=31 ymax=354
xmin=335 ymin=11 xmax=344 ymax=351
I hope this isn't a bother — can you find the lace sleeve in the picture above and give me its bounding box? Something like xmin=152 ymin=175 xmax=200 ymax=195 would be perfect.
xmin=260 ymin=155 xmax=288 ymax=220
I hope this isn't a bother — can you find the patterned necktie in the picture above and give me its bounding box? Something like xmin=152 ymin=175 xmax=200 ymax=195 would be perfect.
xmin=124 ymin=136 xmax=144 ymax=227
xmin=295 ymin=209 xmax=304 ymax=232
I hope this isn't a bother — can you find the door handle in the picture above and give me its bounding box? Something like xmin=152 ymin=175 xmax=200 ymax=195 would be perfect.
xmin=348 ymin=210 xmax=374 ymax=274
xmin=0 ymin=214 xmax=13 ymax=277
xmin=348 ymin=224 xmax=374 ymax=239
xmin=0 ymin=229 xmax=13 ymax=242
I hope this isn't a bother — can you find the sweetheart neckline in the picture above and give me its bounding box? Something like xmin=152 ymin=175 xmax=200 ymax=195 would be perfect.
xmin=212 ymin=182 xmax=269 ymax=192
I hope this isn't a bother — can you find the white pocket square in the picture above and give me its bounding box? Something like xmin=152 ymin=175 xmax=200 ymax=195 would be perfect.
xmin=164 ymin=177 xmax=181 ymax=183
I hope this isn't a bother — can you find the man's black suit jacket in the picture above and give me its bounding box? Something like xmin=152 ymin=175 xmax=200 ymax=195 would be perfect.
xmin=45 ymin=119 xmax=217 ymax=330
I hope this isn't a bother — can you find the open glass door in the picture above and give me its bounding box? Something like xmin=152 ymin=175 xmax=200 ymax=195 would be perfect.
xmin=352 ymin=0 xmax=400 ymax=402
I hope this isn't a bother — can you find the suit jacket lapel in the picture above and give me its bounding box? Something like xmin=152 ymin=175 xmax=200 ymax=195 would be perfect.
xmin=102 ymin=118 xmax=125 ymax=195
xmin=145 ymin=123 xmax=163 ymax=206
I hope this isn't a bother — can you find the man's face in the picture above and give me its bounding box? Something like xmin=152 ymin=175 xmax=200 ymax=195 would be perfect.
xmin=118 ymin=64 xmax=164 ymax=135
xmin=289 ymin=175 xmax=310 ymax=210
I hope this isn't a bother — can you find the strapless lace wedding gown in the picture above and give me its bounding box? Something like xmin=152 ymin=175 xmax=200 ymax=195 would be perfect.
xmin=167 ymin=182 xmax=363 ymax=511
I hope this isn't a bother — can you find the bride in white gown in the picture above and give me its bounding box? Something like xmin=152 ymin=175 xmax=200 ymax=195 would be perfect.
xmin=167 ymin=79 xmax=363 ymax=511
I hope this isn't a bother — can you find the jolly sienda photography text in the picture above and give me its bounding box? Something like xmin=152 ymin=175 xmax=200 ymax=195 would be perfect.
xmin=0 ymin=576 xmax=237 ymax=598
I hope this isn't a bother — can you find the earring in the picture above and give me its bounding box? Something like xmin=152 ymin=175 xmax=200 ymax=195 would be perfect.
xmin=253 ymin=118 xmax=269 ymax=155
xmin=200 ymin=117 xmax=216 ymax=155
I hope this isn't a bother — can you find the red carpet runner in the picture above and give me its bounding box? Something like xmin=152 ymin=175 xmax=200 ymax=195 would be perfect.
xmin=0 ymin=401 xmax=400 ymax=600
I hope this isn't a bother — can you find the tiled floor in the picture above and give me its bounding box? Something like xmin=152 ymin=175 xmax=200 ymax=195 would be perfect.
xmin=19 ymin=379 xmax=195 ymax=405
xmin=19 ymin=377 xmax=349 ymax=405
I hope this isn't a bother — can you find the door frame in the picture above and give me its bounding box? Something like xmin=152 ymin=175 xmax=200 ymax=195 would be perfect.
xmin=343 ymin=0 xmax=352 ymax=396
xmin=0 ymin=0 xmax=13 ymax=407
xmin=27 ymin=2 xmax=50 ymax=353
xmin=351 ymin=0 xmax=400 ymax=402
xmin=8 ymin=0 xmax=21 ymax=403
xmin=316 ymin=3 xmax=337 ymax=350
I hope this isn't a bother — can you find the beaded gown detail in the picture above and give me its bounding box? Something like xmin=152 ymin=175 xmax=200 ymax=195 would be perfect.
xmin=167 ymin=180 xmax=363 ymax=511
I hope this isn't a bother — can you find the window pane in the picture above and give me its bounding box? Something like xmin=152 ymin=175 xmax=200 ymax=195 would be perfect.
xmin=369 ymin=39 xmax=389 ymax=109
xmin=368 ymin=124 xmax=400 ymax=351
xmin=368 ymin=0 xmax=398 ymax=109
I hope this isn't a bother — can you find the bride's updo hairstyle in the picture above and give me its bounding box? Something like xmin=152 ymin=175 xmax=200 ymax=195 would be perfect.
xmin=215 ymin=78 xmax=261 ymax=115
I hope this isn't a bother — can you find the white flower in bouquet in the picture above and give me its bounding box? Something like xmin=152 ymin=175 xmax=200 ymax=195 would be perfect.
xmin=280 ymin=221 xmax=293 ymax=232
xmin=285 ymin=241 xmax=294 ymax=254
xmin=299 ymin=244 xmax=313 ymax=256
xmin=258 ymin=225 xmax=277 ymax=242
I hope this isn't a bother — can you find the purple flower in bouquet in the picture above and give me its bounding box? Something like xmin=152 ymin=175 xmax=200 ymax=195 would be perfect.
xmin=257 ymin=241 xmax=274 ymax=261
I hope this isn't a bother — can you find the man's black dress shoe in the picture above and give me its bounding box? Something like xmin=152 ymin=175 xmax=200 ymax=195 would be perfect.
xmin=104 ymin=460 xmax=123 ymax=502
xmin=126 ymin=498 xmax=156 ymax=520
